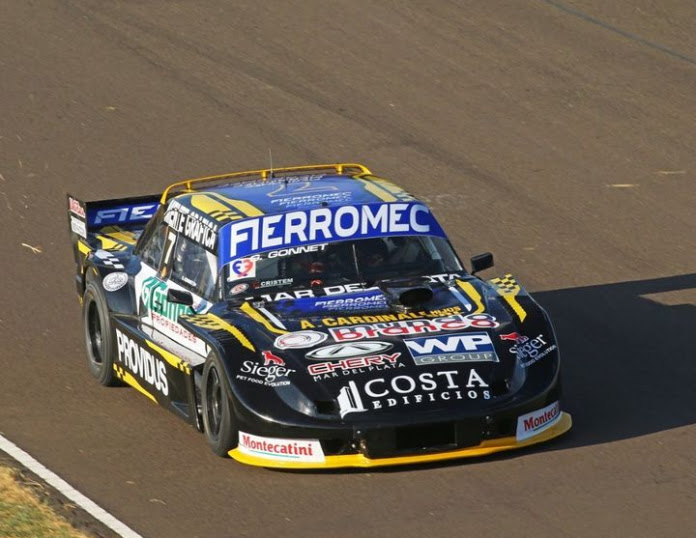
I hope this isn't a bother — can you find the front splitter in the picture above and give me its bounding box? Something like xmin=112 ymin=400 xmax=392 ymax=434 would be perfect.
xmin=228 ymin=412 xmax=572 ymax=469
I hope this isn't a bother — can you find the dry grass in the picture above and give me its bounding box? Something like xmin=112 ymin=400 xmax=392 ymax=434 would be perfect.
xmin=0 ymin=465 xmax=90 ymax=538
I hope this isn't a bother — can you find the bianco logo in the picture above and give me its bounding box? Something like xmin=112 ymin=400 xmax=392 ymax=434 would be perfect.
xmin=238 ymin=432 xmax=325 ymax=463
xmin=330 ymin=314 xmax=499 ymax=342
xmin=115 ymin=329 xmax=169 ymax=396
xmin=516 ymin=401 xmax=561 ymax=441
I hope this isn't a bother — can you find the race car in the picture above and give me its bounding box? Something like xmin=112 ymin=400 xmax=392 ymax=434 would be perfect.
xmin=67 ymin=163 xmax=571 ymax=469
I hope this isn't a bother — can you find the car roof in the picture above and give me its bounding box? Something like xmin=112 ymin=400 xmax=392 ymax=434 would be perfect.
xmin=168 ymin=172 xmax=419 ymax=223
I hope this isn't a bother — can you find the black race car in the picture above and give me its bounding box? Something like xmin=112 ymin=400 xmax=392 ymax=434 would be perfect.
xmin=67 ymin=163 xmax=571 ymax=468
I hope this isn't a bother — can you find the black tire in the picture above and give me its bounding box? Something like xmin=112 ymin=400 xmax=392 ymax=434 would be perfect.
xmin=83 ymin=280 xmax=118 ymax=386
xmin=202 ymin=354 xmax=238 ymax=457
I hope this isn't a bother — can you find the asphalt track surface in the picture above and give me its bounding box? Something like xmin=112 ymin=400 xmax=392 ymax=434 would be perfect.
xmin=1 ymin=1 xmax=695 ymax=537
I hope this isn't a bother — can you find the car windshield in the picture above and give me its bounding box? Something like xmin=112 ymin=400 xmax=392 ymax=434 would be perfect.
xmin=223 ymin=235 xmax=463 ymax=297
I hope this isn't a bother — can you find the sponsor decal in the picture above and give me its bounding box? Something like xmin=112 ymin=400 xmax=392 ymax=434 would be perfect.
xmin=70 ymin=215 xmax=87 ymax=239
xmin=499 ymin=332 xmax=522 ymax=341
xmin=270 ymin=192 xmax=352 ymax=209
xmin=262 ymin=350 xmax=285 ymax=366
xmin=229 ymin=282 xmax=249 ymax=295
xmin=164 ymin=200 xmax=218 ymax=250
xmin=218 ymin=202 xmax=446 ymax=268
xmin=237 ymin=354 xmax=295 ymax=387
xmin=151 ymin=312 xmax=199 ymax=344
xmin=516 ymin=401 xmax=561 ymax=441
xmin=230 ymin=258 xmax=256 ymax=280
xmin=247 ymin=275 xmax=462 ymax=303
xmin=274 ymin=330 xmax=328 ymax=350
xmin=337 ymin=369 xmax=490 ymax=417
xmin=500 ymin=333 xmax=557 ymax=368
xmin=69 ymin=197 xmax=86 ymax=218
xmin=313 ymin=306 xmax=463 ymax=328
xmin=238 ymin=431 xmax=325 ymax=463
xmin=242 ymin=175 xmax=326 ymax=189
xmin=251 ymin=282 xmax=370 ymax=302
xmin=405 ymin=332 xmax=499 ymax=365
xmin=329 ymin=314 xmax=498 ymax=342
xmin=115 ymin=329 xmax=169 ymax=396
xmin=305 ymin=342 xmax=393 ymax=360
xmin=90 ymin=202 xmax=158 ymax=226
xmin=265 ymin=244 xmax=327 ymax=259
xmin=312 ymin=292 xmax=387 ymax=312
xmin=102 ymin=271 xmax=129 ymax=292
xmin=257 ymin=278 xmax=293 ymax=288
xmin=140 ymin=276 xmax=193 ymax=322
xmin=309 ymin=353 xmax=403 ymax=379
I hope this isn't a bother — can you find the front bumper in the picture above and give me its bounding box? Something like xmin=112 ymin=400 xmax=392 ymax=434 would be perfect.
xmin=229 ymin=411 xmax=571 ymax=469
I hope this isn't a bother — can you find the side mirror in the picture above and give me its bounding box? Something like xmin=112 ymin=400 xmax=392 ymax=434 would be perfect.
xmin=167 ymin=288 xmax=194 ymax=306
xmin=470 ymin=252 xmax=494 ymax=275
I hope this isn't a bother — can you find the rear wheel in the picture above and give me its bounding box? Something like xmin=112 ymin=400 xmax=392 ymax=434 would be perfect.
xmin=202 ymin=354 xmax=238 ymax=457
xmin=83 ymin=280 xmax=118 ymax=386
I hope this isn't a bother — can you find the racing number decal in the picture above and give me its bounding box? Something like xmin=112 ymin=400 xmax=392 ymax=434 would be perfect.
xmin=163 ymin=230 xmax=177 ymax=267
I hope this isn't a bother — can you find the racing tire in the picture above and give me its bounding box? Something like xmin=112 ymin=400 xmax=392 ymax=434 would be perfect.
xmin=202 ymin=353 xmax=238 ymax=457
xmin=83 ymin=280 xmax=118 ymax=386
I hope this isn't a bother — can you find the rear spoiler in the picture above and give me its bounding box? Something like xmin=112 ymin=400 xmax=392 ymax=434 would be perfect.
xmin=66 ymin=192 xmax=160 ymax=271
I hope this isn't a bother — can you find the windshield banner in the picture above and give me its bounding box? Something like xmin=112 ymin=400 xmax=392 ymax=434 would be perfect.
xmin=218 ymin=202 xmax=446 ymax=269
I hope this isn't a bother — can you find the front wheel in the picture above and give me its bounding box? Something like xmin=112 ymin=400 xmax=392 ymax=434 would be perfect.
xmin=202 ymin=354 xmax=238 ymax=457
xmin=82 ymin=280 xmax=118 ymax=386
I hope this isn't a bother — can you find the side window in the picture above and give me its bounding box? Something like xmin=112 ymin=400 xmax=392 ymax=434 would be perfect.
xmin=170 ymin=236 xmax=218 ymax=300
xmin=140 ymin=223 xmax=169 ymax=269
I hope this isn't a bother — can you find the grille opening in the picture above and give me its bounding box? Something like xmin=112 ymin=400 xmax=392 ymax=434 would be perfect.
xmin=314 ymin=400 xmax=338 ymax=415
xmin=321 ymin=438 xmax=351 ymax=455
xmin=395 ymin=423 xmax=456 ymax=452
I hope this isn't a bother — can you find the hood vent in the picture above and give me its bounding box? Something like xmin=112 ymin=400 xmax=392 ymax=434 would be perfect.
xmin=378 ymin=277 xmax=434 ymax=313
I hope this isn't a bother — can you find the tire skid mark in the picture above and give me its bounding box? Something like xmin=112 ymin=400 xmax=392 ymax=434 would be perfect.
xmin=540 ymin=0 xmax=696 ymax=67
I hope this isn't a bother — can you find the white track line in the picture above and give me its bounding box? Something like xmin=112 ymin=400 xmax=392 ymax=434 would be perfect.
xmin=0 ymin=433 xmax=143 ymax=538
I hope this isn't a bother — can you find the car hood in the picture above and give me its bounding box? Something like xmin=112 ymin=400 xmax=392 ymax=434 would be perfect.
xmin=221 ymin=275 xmax=556 ymax=420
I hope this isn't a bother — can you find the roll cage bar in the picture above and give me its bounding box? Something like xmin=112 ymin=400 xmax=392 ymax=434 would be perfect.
xmin=160 ymin=163 xmax=372 ymax=205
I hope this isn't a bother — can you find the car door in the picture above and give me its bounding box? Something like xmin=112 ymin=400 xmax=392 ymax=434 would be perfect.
xmin=134 ymin=219 xmax=212 ymax=362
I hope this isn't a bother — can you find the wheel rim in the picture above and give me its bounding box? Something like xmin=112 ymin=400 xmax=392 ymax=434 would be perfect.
xmin=206 ymin=366 xmax=223 ymax=437
xmin=87 ymin=300 xmax=103 ymax=365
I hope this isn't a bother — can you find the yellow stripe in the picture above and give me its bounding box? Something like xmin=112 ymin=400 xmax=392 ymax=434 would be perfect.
xmin=241 ymin=303 xmax=287 ymax=335
xmin=229 ymin=413 xmax=572 ymax=469
xmin=363 ymin=175 xmax=407 ymax=195
xmin=100 ymin=227 xmax=137 ymax=245
xmin=503 ymin=295 xmax=527 ymax=322
xmin=455 ymin=280 xmax=485 ymax=314
xmin=97 ymin=235 xmax=126 ymax=251
xmin=146 ymin=340 xmax=191 ymax=375
xmin=206 ymin=314 xmax=255 ymax=351
xmin=355 ymin=178 xmax=397 ymax=202
xmin=490 ymin=275 xmax=527 ymax=322
xmin=114 ymin=365 xmax=157 ymax=403
xmin=77 ymin=240 xmax=91 ymax=255
xmin=209 ymin=193 xmax=264 ymax=217
xmin=189 ymin=194 xmax=239 ymax=220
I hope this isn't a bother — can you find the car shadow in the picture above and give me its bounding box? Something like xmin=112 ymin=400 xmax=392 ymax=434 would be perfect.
xmin=535 ymin=272 xmax=696 ymax=448
xmin=275 ymin=273 xmax=696 ymax=475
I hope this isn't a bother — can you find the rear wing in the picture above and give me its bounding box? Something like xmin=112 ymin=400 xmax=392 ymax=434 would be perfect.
xmin=66 ymin=192 xmax=160 ymax=268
